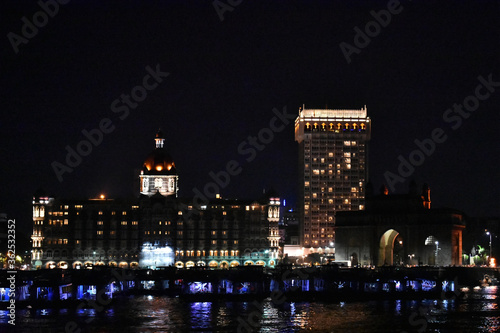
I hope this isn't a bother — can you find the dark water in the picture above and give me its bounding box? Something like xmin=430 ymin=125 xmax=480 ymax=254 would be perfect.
xmin=2 ymin=286 xmax=499 ymax=333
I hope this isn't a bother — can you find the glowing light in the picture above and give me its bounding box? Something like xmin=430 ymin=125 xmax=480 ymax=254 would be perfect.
xmin=167 ymin=164 xmax=172 ymax=171
xmin=139 ymin=243 xmax=174 ymax=268
xmin=100 ymin=194 xmax=105 ymax=199
xmin=490 ymin=258 xmax=496 ymax=267
xmin=156 ymin=165 xmax=163 ymax=171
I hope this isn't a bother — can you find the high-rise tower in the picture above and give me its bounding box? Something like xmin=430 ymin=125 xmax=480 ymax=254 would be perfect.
xmin=295 ymin=106 xmax=371 ymax=249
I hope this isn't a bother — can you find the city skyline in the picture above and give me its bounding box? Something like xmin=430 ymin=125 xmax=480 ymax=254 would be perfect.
xmin=1 ymin=1 xmax=499 ymax=239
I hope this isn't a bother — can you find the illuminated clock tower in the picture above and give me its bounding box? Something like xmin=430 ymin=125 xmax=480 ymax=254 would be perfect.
xmin=140 ymin=130 xmax=178 ymax=197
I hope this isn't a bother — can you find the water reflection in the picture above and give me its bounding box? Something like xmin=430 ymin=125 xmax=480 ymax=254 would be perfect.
xmin=190 ymin=301 xmax=212 ymax=329
xmin=2 ymin=287 xmax=499 ymax=332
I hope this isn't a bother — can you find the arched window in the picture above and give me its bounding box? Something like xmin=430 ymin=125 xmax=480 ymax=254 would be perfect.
xmin=360 ymin=123 xmax=365 ymax=130
xmin=345 ymin=123 xmax=349 ymax=130
xmin=352 ymin=123 xmax=357 ymax=129
xmin=337 ymin=123 xmax=342 ymax=130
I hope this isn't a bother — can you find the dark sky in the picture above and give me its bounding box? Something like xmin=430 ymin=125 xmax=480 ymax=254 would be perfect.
xmin=1 ymin=1 xmax=499 ymax=237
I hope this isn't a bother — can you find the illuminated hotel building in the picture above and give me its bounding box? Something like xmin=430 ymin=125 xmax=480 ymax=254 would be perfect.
xmin=31 ymin=130 xmax=280 ymax=270
xmin=295 ymin=106 xmax=371 ymax=249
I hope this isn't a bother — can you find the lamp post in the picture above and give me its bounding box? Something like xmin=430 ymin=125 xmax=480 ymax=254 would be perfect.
xmin=434 ymin=241 xmax=441 ymax=266
xmin=486 ymin=231 xmax=492 ymax=260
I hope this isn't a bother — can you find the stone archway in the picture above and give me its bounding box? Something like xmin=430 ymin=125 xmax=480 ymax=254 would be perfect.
xmin=378 ymin=229 xmax=400 ymax=266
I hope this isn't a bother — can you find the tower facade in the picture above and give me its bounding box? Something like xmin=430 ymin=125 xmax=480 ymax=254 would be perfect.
xmin=266 ymin=192 xmax=281 ymax=261
xmin=140 ymin=130 xmax=178 ymax=197
xmin=295 ymin=106 xmax=371 ymax=249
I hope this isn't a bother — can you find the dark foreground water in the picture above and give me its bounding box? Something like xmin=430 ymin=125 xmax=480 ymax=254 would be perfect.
xmin=2 ymin=286 xmax=499 ymax=333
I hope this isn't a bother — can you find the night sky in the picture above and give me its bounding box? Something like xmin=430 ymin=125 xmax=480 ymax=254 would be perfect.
xmin=1 ymin=1 xmax=499 ymax=239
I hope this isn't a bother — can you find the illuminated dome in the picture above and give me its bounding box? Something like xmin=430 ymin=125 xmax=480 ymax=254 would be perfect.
xmin=142 ymin=130 xmax=176 ymax=175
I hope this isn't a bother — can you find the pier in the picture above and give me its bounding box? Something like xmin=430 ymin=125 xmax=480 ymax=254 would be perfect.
xmin=1 ymin=265 xmax=498 ymax=308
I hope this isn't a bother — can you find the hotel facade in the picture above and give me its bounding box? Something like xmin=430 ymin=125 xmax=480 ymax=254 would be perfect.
xmin=295 ymin=106 xmax=371 ymax=250
xmin=31 ymin=131 xmax=281 ymax=269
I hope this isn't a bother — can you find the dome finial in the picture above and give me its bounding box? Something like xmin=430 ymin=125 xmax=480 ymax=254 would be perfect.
xmin=155 ymin=129 xmax=165 ymax=148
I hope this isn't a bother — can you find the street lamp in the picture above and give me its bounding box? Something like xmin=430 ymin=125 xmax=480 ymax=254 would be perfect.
xmin=486 ymin=231 xmax=493 ymax=260
xmin=408 ymin=254 xmax=415 ymax=264
xmin=434 ymin=241 xmax=441 ymax=265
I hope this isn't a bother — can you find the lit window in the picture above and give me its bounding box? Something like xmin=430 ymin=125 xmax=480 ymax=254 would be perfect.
xmin=132 ymin=221 xmax=138 ymax=225
xmin=97 ymin=221 xmax=103 ymax=225
xmin=99 ymin=211 xmax=103 ymax=215
xmin=122 ymin=211 xmax=127 ymax=215
xmin=97 ymin=231 xmax=103 ymax=235
xmin=121 ymin=221 xmax=127 ymax=225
